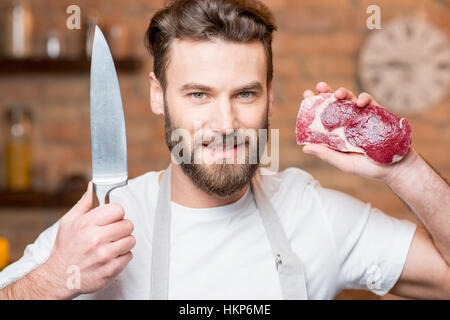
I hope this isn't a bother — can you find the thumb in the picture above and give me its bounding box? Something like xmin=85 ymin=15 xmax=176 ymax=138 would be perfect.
xmin=69 ymin=181 xmax=93 ymax=216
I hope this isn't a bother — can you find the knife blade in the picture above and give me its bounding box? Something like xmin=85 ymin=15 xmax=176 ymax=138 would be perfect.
xmin=90 ymin=26 xmax=128 ymax=206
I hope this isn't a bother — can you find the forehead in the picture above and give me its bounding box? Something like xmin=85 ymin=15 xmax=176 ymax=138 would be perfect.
xmin=165 ymin=38 xmax=267 ymax=90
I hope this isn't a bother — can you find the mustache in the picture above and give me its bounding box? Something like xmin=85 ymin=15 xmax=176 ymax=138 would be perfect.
xmin=194 ymin=130 xmax=257 ymax=149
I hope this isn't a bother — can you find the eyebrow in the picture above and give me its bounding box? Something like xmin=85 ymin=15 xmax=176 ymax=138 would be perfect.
xmin=179 ymin=81 xmax=264 ymax=93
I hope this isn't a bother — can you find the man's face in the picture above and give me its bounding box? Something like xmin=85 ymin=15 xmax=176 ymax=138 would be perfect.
xmin=161 ymin=38 xmax=272 ymax=198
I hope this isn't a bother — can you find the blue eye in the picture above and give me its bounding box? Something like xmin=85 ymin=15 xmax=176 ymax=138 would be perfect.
xmin=191 ymin=92 xmax=206 ymax=100
xmin=239 ymin=92 xmax=253 ymax=99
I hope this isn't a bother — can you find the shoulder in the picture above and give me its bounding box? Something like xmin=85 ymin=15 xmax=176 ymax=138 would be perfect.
xmin=261 ymin=167 xmax=371 ymax=219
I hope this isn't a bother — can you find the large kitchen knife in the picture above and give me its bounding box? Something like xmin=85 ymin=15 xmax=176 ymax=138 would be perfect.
xmin=90 ymin=26 xmax=128 ymax=206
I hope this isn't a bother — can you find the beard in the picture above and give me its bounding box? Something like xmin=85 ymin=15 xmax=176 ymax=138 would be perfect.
xmin=164 ymin=98 xmax=269 ymax=198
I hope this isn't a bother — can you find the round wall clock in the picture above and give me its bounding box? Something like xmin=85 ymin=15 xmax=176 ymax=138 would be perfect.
xmin=358 ymin=17 xmax=450 ymax=114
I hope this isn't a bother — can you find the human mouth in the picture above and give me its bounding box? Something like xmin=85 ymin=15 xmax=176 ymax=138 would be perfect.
xmin=202 ymin=142 xmax=244 ymax=159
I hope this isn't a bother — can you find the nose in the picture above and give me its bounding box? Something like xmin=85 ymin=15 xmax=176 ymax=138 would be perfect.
xmin=209 ymin=95 xmax=238 ymax=134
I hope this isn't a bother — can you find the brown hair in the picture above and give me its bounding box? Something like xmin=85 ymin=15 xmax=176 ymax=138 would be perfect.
xmin=145 ymin=0 xmax=277 ymax=91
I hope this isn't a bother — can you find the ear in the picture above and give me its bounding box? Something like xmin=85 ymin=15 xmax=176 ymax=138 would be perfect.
xmin=149 ymin=72 xmax=164 ymax=115
xmin=268 ymin=80 xmax=274 ymax=117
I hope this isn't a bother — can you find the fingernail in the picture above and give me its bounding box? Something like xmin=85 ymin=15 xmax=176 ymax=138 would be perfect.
xmin=83 ymin=181 xmax=92 ymax=195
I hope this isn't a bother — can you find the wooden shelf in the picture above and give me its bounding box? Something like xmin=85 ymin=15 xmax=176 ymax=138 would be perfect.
xmin=0 ymin=189 xmax=84 ymax=209
xmin=0 ymin=57 xmax=143 ymax=74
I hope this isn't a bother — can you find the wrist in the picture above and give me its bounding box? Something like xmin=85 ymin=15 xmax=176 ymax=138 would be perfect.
xmin=383 ymin=147 xmax=423 ymax=188
xmin=30 ymin=260 xmax=78 ymax=300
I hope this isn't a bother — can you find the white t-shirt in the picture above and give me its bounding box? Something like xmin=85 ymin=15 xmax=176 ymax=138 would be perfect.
xmin=0 ymin=167 xmax=416 ymax=299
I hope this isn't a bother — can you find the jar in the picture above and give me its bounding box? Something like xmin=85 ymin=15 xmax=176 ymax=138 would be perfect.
xmin=5 ymin=105 xmax=32 ymax=191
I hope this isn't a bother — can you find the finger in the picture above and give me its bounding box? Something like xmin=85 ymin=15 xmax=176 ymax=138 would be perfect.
xmin=110 ymin=251 xmax=134 ymax=275
xmin=86 ymin=203 xmax=125 ymax=226
xmin=107 ymin=235 xmax=136 ymax=258
xmin=334 ymin=87 xmax=357 ymax=101
xmin=316 ymin=82 xmax=332 ymax=93
xmin=102 ymin=251 xmax=134 ymax=281
xmin=357 ymin=92 xmax=373 ymax=108
xmin=302 ymin=144 xmax=358 ymax=173
xmin=67 ymin=181 xmax=93 ymax=217
xmin=303 ymin=89 xmax=315 ymax=99
xmin=100 ymin=219 xmax=134 ymax=242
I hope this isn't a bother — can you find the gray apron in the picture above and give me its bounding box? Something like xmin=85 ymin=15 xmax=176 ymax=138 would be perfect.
xmin=150 ymin=164 xmax=308 ymax=300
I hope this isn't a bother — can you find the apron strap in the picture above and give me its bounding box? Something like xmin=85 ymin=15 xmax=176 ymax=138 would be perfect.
xmin=251 ymin=172 xmax=308 ymax=300
xmin=150 ymin=165 xmax=308 ymax=300
xmin=149 ymin=164 xmax=172 ymax=299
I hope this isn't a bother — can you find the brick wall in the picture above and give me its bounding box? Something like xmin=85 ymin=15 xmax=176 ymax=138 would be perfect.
xmin=0 ymin=0 xmax=448 ymax=299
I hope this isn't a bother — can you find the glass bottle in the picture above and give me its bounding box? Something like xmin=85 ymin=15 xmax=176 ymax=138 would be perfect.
xmin=4 ymin=0 xmax=33 ymax=58
xmin=5 ymin=105 xmax=32 ymax=191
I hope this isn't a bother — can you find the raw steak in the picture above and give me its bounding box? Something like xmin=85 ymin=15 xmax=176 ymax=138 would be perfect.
xmin=295 ymin=93 xmax=412 ymax=165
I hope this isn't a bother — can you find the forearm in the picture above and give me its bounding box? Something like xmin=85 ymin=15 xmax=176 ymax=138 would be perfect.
xmin=386 ymin=149 xmax=450 ymax=264
xmin=0 ymin=262 xmax=73 ymax=300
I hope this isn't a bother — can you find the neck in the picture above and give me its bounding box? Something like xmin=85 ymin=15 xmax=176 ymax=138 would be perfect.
xmin=159 ymin=162 xmax=249 ymax=208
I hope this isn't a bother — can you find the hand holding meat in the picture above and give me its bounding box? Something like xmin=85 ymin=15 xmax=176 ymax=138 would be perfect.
xmin=298 ymin=82 xmax=417 ymax=183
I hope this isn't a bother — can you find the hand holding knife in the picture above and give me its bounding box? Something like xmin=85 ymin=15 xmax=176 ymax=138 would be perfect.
xmin=14 ymin=27 xmax=135 ymax=299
